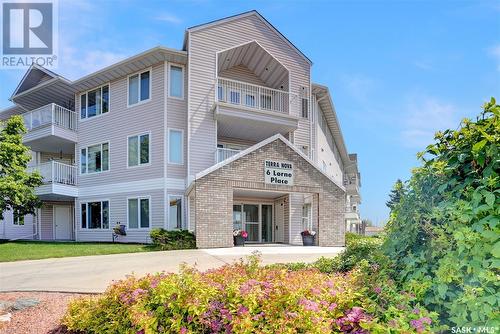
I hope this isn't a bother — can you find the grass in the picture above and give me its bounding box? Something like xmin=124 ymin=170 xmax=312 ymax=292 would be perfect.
xmin=0 ymin=241 xmax=159 ymax=262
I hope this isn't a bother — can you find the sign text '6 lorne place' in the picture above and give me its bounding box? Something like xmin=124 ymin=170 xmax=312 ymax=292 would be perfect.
xmin=264 ymin=160 xmax=294 ymax=185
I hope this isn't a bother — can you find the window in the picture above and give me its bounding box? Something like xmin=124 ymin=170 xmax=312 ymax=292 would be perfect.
xmin=301 ymin=98 xmax=309 ymax=118
xmin=13 ymin=210 xmax=24 ymax=226
xmin=217 ymin=85 xmax=225 ymax=101
xmin=169 ymin=65 xmax=184 ymax=98
xmin=168 ymin=129 xmax=183 ymax=164
xmin=302 ymin=203 xmax=312 ymax=230
xmin=128 ymin=197 xmax=150 ymax=229
xmin=81 ymin=143 xmax=109 ymax=174
xmin=128 ymin=134 xmax=150 ymax=167
xmin=229 ymin=90 xmax=240 ymax=104
xmin=260 ymin=94 xmax=272 ymax=109
xmin=80 ymin=85 xmax=109 ymax=119
xmin=81 ymin=201 xmax=109 ymax=229
xmin=322 ymin=160 xmax=327 ymax=172
xmin=128 ymin=70 xmax=150 ymax=105
xmin=245 ymin=94 xmax=256 ymax=107
xmin=169 ymin=196 xmax=183 ymax=229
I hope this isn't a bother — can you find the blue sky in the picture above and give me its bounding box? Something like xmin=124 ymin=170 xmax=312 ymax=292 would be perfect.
xmin=1 ymin=0 xmax=499 ymax=224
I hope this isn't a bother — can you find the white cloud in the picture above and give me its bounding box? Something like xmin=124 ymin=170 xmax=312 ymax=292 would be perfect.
xmin=413 ymin=60 xmax=432 ymax=70
xmin=154 ymin=12 xmax=182 ymax=24
xmin=487 ymin=44 xmax=500 ymax=71
xmin=401 ymin=96 xmax=460 ymax=148
xmin=58 ymin=47 xmax=127 ymax=79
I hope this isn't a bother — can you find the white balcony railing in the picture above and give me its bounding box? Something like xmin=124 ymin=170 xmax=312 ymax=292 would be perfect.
xmin=217 ymin=77 xmax=296 ymax=114
xmin=216 ymin=147 xmax=241 ymax=163
xmin=28 ymin=161 xmax=77 ymax=186
xmin=22 ymin=103 xmax=77 ymax=132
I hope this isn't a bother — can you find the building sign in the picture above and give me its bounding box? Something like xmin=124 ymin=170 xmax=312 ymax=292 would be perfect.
xmin=264 ymin=160 xmax=293 ymax=185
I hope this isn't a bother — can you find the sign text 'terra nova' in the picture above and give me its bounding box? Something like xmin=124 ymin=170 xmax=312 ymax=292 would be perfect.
xmin=264 ymin=160 xmax=294 ymax=185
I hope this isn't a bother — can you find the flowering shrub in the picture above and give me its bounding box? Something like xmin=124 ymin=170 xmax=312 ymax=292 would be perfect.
xmin=63 ymin=255 xmax=437 ymax=333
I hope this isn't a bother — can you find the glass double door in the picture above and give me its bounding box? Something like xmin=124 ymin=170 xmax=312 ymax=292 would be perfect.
xmin=233 ymin=203 xmax=273 ymax=243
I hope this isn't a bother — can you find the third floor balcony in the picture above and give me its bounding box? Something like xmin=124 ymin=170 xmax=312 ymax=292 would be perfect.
xmin=214 ymin=77 xmax=299 ymax=142
xmin=22 ymin=103 xmax=77 ymax=154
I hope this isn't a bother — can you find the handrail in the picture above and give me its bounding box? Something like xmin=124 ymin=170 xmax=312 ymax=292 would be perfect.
xmin=216 ymin=147 xmax=241 ymax=163
xmin=22 ymin=103 xmax=77 ymax=131
xmin=217 ymin=77 xmax=297 ymax=114
xmin=27 ymin=161 xmax=77 ymax=186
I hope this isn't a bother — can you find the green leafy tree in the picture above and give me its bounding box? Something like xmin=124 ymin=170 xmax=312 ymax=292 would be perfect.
xmin=0 ymin=115 xmax=43 ymax=220
xmin=385 ymin=179 xmax=405 ymax=210
xmin=384 ymin=98 xmax=499 ymax=327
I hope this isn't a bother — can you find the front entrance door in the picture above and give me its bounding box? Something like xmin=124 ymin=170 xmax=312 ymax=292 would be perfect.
xmin=274 ymin=198 xmax=285 ymax=243
xmin=54 ymin=206 xmax=71 ymax=240
xmin=243 ymin=204 xmax=259 ymax=242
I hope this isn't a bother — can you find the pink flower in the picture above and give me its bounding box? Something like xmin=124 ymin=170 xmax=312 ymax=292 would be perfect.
xmin=180 ymin=327 xmax=187 ymax=334
xmin=328 ymin=303 xmax=337 ymax=311
xmin=299 ymin=298 xmax=319 ymax=312
xmin=237 ymin=305 xmax=248 ymax=315
xmin=373 ymin=286 xmax=382 ymax=294
xmin=311 ymin=288 xmax=321 ymax=295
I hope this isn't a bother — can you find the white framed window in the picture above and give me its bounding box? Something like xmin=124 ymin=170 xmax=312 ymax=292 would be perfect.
xmin=80 ymin=84 xmax=109 ymax=119
xmin=168 ymin=195 xmax=183 ymax=229
xmin=168 ymin=129 xmax=184 ymax=164
xmin=245 ymin=94 xmax=256 ymax=107
xmin=81 ymin=201 xmax=109 ymax=229
xmin=13 ymin=210 xmax=25 ymax=226
xmin=169 ymin=65 xmax=184 ymax=99
xmin=128 ymin=69 xmax=151 ymax=106
xmin=80 ymin=142 xmax=109 ymax=174
xmin=302 ymin=203 xmax=312 ymax=231
xmin=229 ymin=90 xmax=240 ymax=104
xmin=128 ymin=133 xmax=150 ymax=167
xmin=127 ymin=197 xmax=150 ymax=229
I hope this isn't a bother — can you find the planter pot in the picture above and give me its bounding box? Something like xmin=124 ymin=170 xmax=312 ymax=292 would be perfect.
xmin=114 ymin=224 xmax=127 ymax=236
xmin=302 ymin=235 xmax=315 ymax=246
xmin=234 ymin=236 xmax=245 ymax=246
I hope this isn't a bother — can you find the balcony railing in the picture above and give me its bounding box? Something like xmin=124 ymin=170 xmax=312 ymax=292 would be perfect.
xmin=216 ymin=147 xmax=241 ymax=163
xmin=28 ymin=161 xmax=77 ymax=186
xmin=23 ymin=103 xmax=77 ymax=132
xmin=217 ymin=77 xmax=295 ymax=114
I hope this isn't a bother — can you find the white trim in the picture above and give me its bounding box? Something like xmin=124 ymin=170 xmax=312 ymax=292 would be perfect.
xmin=78 ymin=82 xmax=111 ymax=121
xmin=168 ymin=63 xmax=185 ymax=100
xmin=193 ymin=134 xmax=345 ymax=191
xmin=167 ymin=128 xmax=185 ymax=165
xmin=126 ymin=67 xmax=153 ymax=108
xmin=79 ymin=141 xmax=110 ymax=175
xmin=78 ymin=177 xmax=185 ymax=197
xmin=163 ymin=61 xmax=169 ymax=230
xmin=126 ymin=195 xmax=152 ymax=230
xmin=79 ymin=199 xmax=111 ymax=230
xmin=167 ymin=194 xmax=184 ymax=230
xmin=187 ymin=32 xmax=192 ymax=181
xmin=126 ymin=132 xmax=152 ymax=168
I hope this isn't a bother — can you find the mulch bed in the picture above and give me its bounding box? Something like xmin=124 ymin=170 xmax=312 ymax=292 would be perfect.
xmin=0 ymin=291 xmax=91 ymax=334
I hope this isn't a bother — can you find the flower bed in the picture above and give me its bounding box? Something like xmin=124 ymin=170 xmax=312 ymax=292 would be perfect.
xmin=62 ymin=255 xmax=437 ymax=333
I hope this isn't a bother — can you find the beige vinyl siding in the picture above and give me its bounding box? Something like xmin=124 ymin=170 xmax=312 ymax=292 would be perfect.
xmin=40 ymin=152 xmax=74 ymax=164
xmin=316 ymin=103 xmax=344 ymax=185
xmin=166 ymin=62 xmax=188 ymax=179
xmin=289 ymin=193 xmax=304 ymax=245
xmin=217 ymin=136 xmax=257 ymax=148
xmin=76 ymin=189 xmax=164 ymax=243
xmin=76 ymin=63 xmax=165 ymax=187
xmin=40 ymin=205 xmax=53 ymax=240
xmin=0 ymin=209 xmax=35 ymax=240
xmin=188 ymin=14 xmax=311 ymax=176
xmin=219 ymin=65 xmax=266 ymax=86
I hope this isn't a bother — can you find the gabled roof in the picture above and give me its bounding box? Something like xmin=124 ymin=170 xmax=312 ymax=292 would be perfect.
xmin=12 ymin=64 xmax=70 ymax=98
xmin=184 ymin=10 xmax=312 ymax=65
xmin=191 ymin=134 xmax=345 ymax=191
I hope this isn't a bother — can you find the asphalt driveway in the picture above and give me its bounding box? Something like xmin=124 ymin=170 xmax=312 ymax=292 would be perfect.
xmin=0 ymin=246 xmax=344 ymax=293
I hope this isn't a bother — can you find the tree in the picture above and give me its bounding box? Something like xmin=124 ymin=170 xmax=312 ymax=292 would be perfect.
xmin=385 ymin=179 xmax=404 ymax=210
xmin=0 ymin=115 xmax=43 ymax=220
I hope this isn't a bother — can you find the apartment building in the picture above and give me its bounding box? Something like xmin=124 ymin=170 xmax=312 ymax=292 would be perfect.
xmin=0 ymin=11 xmax=361 ymax=247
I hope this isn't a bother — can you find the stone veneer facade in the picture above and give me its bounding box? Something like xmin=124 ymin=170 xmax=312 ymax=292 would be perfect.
xmin=188 ymin=137 xmax=346 ymax=248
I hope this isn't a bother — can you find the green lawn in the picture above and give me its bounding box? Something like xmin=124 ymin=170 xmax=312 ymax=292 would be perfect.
xmin=0 ymin=241 xmax=158 ymax=262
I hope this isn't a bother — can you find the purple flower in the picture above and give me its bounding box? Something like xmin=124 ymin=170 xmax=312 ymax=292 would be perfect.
xmin=413 ymin=308 xmax=420 ymax=314
xmin=237 ymin=305 xmax=248 ymax=315
xmin=328 ymin=303 xmax=337 ymax=311
xmin=180 ymin=327 xmax=188 ymax=334
xmin=373 ymin=286 xmax=382 ymax=294
xmin=410 ymin=317 xmax=431 ymax=333
xmin=299 ymin=298 xmax=319 ymax=312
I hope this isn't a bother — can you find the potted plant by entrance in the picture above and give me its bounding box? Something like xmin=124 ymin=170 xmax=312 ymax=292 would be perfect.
xmin=233 ymin=230 xmax=248 ymax=246
xmin=301 ymin=230 xmax=316 ymax=246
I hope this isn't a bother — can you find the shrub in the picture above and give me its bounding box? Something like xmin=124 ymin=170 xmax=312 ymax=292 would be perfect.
xmin=383 ymin=98 xmax=500 ymax=326
xmin=149 ymin=228 xmax=196 ymax=250
xmin=63 ymin=256 xmax=438 ymax=334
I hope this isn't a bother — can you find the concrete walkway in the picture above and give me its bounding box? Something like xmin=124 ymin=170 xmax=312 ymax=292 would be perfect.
xmin=0 ymin=246 xmax=343 ymax=293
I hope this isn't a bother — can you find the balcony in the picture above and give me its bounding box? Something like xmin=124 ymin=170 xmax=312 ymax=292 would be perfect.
xmin=214 ymin=78 xmax=299 ymax=142
xmin=22 ymin=103 xmax=78 ymax=154
xmin=344 ymin=175 xmax=360 ymax=196
xmin=216 ymin=147 xmax=241 ymax=163
xmin=344 ymin=207 xmax=360 ymax=220
xmin=28 ymin=161 xmax=78 ymax=200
